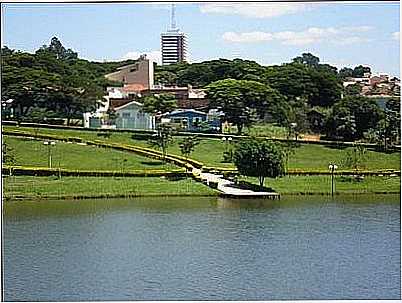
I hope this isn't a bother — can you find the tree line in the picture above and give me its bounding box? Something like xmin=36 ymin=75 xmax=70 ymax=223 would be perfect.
xmin=2 ymin=38 xmax=400 ymax=148
xmin=2 ymin=37 xmax=134 ymax=125
xmin=155 ymin=53 xmax=399 ymax=147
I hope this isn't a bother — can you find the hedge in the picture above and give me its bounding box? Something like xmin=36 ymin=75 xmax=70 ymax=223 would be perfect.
xmin=2 ymin=166 xmax=188 ymax=178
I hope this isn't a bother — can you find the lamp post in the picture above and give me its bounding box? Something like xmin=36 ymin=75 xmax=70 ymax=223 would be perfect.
xmin=290 ymin=122 xmax=298 ymax=141
xmin=328 ymin=163 xmax=338 ymax=196
xmin=44 ymin=141 xmax=56 ymax=168
xmin=221 ymin=136 xmax=227 ymax=152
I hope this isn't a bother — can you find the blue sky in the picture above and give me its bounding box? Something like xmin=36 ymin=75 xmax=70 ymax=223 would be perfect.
xmin=2 ymin=2 xmax=400 ymax=75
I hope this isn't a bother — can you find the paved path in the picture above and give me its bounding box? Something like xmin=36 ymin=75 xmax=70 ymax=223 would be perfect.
xmin=194 ymin=169 xmax=280 ymax=199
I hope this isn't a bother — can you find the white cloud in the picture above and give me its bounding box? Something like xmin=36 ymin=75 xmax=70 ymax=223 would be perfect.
xmin=222 ymin=31 xmax=273 ymax=43
xmin=222 ymin=26 xmax=374 ymax=46
xmin=392 ymin=31 xmax=400 ymax=40
xmin=121 ymin=50 xmax=161 ymax=65
xmin=200 ymin=3 xmax=313 ymax=18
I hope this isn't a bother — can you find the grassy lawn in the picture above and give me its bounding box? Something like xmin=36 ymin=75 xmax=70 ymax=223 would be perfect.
xmin=241 ymin=175 xmax=401 ymax=195
xmin=225 ymin=123 xmax=288 ymax=138
xmin=3 ymin=125 xmax=400 ymax=170
xmin=3 ymin=136 xmax=177 ymax=171
xmin=289 ymin=144 xmax=401 ymax=171
xmin=3 ymin=176 xmax=218 ymax=199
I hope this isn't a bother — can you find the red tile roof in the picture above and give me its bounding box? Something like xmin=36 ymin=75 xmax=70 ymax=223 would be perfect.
xmin=122 ymin=84 xmax=147 ymax=92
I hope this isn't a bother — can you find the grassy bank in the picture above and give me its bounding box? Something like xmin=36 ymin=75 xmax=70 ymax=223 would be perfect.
xmin=3 ymin=125 xmax=400 ymax=170
xmin=3 ymin=136 xmax=177 ymax=171
xmin=241 ymin=175 xmax=401 ymax=195
xmin=3 ymin=176 xmax=218 ymax=200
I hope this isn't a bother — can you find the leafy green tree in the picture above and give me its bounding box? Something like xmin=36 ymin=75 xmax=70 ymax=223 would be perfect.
xmin=233 ymin=138 xmax=284 ymax=190
xmin=339 ymin=67 xmax=354 ymax=79
xmin=178 ymin=136 xmax=200 ymax=160
xmin=285 ymin=97 xmax=310 ymax=136
xmin=292 ymin=53 xmax=320 ymax=68
xmin=264 ymin=63 xmax=315 ymax=101
xmin=326 ymin=96 xmax=383 ymax=140
xmin=149 ymin=124 xmax=175 ymax=160
xmin=206 ymin=79 xmax=281 ymax=134
xmin=365 ymin=98 xmax=400 ymax=151
xmin=352 ymin=65 xmax=371 ymax=77
xmin=141 ymin=93 xmax=177 ymax=115
xmin=308 ymin=67 xmax=342 ymax=107
xmin=154 ymin=70 xmax=178 ymax=86
xmin=344 ymin=83 xmax=362 ymax=96
xmin=36 ymin=36 xmax=78 ymax=60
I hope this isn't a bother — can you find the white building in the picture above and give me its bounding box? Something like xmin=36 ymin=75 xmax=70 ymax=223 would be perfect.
xmin=114 ymin=101 xmax=155 ymax=130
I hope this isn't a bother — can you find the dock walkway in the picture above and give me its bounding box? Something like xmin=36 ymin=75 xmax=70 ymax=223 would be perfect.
xmin=195 ymin=170 xmax=280 ymax=199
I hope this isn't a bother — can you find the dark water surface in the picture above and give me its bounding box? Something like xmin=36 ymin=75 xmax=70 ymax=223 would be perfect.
xmin=3 ymin=195 xmax=401 ymax=301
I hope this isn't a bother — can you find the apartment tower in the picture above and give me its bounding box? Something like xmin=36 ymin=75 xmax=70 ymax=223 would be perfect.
xmin=161 ymin=4 xmax=187 ymax=65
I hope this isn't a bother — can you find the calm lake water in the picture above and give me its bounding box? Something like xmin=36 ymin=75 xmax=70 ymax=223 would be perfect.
xmin=3 ymin=195 xmax=401 ymax=301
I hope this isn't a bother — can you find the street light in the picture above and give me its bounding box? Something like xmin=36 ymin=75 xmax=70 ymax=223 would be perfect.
xmin=44 ymin=141 xmax=56 ymax=168
xmin=290 ymin=122 xmax=298 ymax=141
xmin=328 ymin=163 xmax=338 ymax=196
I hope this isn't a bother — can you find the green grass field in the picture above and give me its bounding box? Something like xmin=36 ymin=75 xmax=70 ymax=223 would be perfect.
xmin=3 ymin=136 xmax=177 ymax=171
xmin=3 ymin=176 xmax=218 ymax=199
xmin=3 ymin=125 xmax=400 ymax=171
xmin=241 ymin=175 xmax=401 ymax=195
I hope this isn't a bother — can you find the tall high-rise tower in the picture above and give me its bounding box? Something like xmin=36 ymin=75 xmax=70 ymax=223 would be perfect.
xmin=161 ymin=4 xmax=187 ymax=65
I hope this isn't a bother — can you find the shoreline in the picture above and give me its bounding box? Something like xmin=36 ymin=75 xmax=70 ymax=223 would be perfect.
xmin=4 ymin=191 xmax=400 ymax=202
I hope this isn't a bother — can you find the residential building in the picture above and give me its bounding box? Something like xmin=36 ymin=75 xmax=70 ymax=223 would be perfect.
xmin=113 ymin=100 xmax=155 ymax=130
xmin=161 ymin=109 xmax=221 ymax=132
xmin=105 ymin=55 xmax=154 ymax=89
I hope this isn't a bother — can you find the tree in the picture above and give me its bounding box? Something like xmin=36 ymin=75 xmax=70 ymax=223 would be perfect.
xmin=232 ymin=138 xmax=284 ymax=190
xmin=352 ymin=65 xmax=371 ymax=77
xmin=366 ymin=98 xmax=401 ymax=151
xmin=2 ymin=39 xmax=103 ymax=124
xmin=37 ymin=37 xmax=78 ymax=60
xmin=326 ymin=96 xmax=383 ymax=140
xmin=148 ymin=124 xmax=175 ymax=160
xmin=308 ymin=67 xmax=342 ymax=107
xmin=344 ymin=83 xmax=362 ymax=96
xmin=339 ymin=67 xmax=354 ymax=79
xmin=154 ymin=70 xmax=178 ymax=86
xmin=292 ymin=53 xmax=320 ymax=68
xmin=179 ymin=136 xmax=200 ymax=160
xmin=141 ymin=93 xmax=177 ymax=115
xmin=206 ymin=79 xmax=281 ymax=134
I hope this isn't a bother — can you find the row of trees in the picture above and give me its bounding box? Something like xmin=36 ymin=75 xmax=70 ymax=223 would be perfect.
xmin=2 ymin=37 xmax=135 ymax=125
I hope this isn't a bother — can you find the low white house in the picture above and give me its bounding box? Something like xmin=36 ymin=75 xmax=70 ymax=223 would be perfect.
xmin=114 ymin=100 xmax=155 ymax=130
xmin=83 ymin=98 xmax=110 ymax=128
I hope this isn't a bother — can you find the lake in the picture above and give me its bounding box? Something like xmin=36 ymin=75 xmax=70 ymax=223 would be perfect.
xmin=3 ymin=195 xmax=401 ymax=301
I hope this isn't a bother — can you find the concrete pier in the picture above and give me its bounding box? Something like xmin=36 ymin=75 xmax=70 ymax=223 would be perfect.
xmin=195 ymin=171 xmax=280 ymax=199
